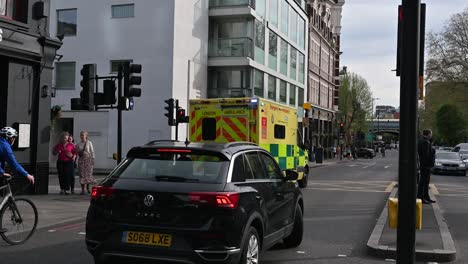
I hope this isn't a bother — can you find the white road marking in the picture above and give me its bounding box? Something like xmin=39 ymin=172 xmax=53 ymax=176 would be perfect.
xmin=338 ymin=254 xmax=347 ymax=257
xmin=385 ymin=181 xmax=397 ymax=193
xmin=363 ymin=162 xmax=376 ymax=168
xmin=429 ymin=184 xmax=439 ymax=195
xmin=48 ymin=230 xmax=56 ymax=233
xmin=296 ymin=251 xmax=305 ymax=254
xmin=384 ymin=166 xmax=391 ymax=169
xmin=78 ymin=232 xmax=86 ymax=235
xmin=348 ymin=164 xmax=358 ymax=167
xmin=385 ymin=259 xmax=396 ymax=262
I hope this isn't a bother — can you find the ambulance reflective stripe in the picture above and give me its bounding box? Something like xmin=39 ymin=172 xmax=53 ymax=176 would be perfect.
xmin=221 ymin=117 xmax=247 ymax=142
xmin=249 ymin=109 xmax=258 ymax=142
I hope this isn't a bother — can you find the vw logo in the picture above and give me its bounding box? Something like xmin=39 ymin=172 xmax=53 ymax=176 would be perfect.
xmin=143 ymin=195 xmax=155 ymax=207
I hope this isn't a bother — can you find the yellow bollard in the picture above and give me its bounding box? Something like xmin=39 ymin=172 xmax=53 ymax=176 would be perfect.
xmin=388 ymin=198 xmax=422 ymax=230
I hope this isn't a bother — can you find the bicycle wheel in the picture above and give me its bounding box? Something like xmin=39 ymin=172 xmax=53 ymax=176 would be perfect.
xmin=0 ymin=198 xmax=38 ymax=245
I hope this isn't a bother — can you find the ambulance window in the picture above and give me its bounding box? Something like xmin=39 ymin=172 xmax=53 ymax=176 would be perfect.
xmin=202 ymin=118 xmax=216 ymax=140
xmin=274 ymin=125 xmax=286 ymax=139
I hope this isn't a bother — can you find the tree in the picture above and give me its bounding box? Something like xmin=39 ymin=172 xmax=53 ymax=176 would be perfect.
xmin=435 ymin=104 xmax=467 ymax=146
xmin=338 ymin=72 xmax=373 ymax=146
xmin=426 ymin=8 xmax=468 ymax=81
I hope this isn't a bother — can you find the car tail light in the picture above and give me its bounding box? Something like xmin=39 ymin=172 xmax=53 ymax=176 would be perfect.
xmin=157 ymin=148 xmax=192 ymax=153
xmin=91 ymin=186 xmax=116 ymax=199
xmin=189 ymin=192 xmax=240 ymax=209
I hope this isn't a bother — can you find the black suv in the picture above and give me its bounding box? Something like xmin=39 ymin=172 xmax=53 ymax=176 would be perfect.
xmin=86 ymin=141 xmax=304 ymax=264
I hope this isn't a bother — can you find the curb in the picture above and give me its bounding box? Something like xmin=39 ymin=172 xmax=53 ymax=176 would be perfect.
xmin=367 ymin=187 xmax=456 ymax=262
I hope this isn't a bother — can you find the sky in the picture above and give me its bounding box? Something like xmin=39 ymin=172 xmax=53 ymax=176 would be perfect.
xmin=340 ymin=0 xmax=468 ymax=109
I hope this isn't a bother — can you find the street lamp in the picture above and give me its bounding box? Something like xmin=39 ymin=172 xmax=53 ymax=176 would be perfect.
xmin=372 ymin=97 xmax=380 ymax=142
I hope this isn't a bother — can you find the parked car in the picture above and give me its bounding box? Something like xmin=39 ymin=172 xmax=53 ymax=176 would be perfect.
xmin=432 ymin=151 xmax=467 ymax=176
xmin=86 ymin=141 xmax=304 ymax=264
xmin=459 ymin=151 xmax=468 ymax=170
xmin=356 ymin=148 xmax=375 ymax=158
xmin=452 ymin=143 xmax=468 ymax=152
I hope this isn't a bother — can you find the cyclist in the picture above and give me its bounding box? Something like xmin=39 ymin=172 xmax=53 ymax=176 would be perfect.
xmin=0 ymin=126 xmax=35 ymax=183
xmin=0 ymin=127 xmax=35 ymax=233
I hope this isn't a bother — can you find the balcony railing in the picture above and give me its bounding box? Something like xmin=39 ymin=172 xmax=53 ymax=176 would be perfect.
xmin=208 ymin=87 xmax=252 ymax=98
xmin=208 ymin=38 xmax=253 ymax=58
xmin=209 ymin=0 xmax=255 ymax=8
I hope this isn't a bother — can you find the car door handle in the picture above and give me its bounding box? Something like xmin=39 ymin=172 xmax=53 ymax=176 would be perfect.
xmin=275 ymin=192 xmax=284 ymax=198
xmin=255 ymin=195 xmax=263 ymax=201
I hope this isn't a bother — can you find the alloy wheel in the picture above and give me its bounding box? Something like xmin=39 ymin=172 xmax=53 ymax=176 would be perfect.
xmin=246 ymin=234 xmax=259 ymax=264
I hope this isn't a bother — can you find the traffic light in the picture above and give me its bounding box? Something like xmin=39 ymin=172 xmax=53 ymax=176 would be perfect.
xmin=176 ymin=108 xmax=189 ymax=124
xmin=80 ymin=64 xmax=96 ymax=110
xmin=124 ymin=63 xmax=142 ymax=98
xmin=164 ymin=98 xmax=175 ymax=126
xmin=103 ymin=80 xmax=117 ymax=105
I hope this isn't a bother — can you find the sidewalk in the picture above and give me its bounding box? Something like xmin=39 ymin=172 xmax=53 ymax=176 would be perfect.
xmin=367 ymin=187 xmax=456 ymax=262
xmin=310 ymin=158 xmax=350 ymax=168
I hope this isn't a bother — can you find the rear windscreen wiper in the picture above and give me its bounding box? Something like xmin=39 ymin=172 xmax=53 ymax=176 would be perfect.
xmin=154 ymin=176 xmax=199 ymax=182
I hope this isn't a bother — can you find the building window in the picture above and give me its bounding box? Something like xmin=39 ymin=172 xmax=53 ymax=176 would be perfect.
xmin=254 ymin=20 xmax=265 ymax=65
xmin=254 ymin=69 xmax=264 ymax=97
xmin=111 ymin=4 xmax=134 ymax=18
xmin=290 ymin=47 xmax=297 ymax=80
xmin=274 ymin=124 xmax=286 ymax=139
xmin=298 ymin=17 xmax=305 ymax=49
xmin=280 ymin=0 xmax=288 ymax=36
xmin=290 ymin=9 xmax=297 ymax=43
xmin=268 ymin=31 xmax=277 ymax=71
xmin=0 ymin=0 xmax=27 ymax=23
xmin=298 ymin=52 xmax=304 ymax=84
xmin=55 ymin=62 xmax=76 ymax=90
xmin=280 ymin=38 xmax=288 ymax=75
xmin=110 ymin=60 xmax=133 ymax=73
xmin=298 ymin=87 xmax=304 ymax=106
xmin=256 ymin=0 xmax=265 ymax=17
xmin=208 ymin=67 xmax=251 ymax=98
xmin=268 ymin=75 xmax=276 ymax=100
xmin=57 ymin=9 xmax=77 ymax=37
xmin=269 ymin=0 xmax=278 ymax=27
xmin=279 ymin=80 xmax=287 ymax=103
xmin=202 ymin=118 xmax=217 ymax=140
xmin=289 ymin=85 xmax=296 ymax=106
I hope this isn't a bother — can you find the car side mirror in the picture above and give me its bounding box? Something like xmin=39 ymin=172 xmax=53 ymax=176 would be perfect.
xmin=284 ymin=170 xmax=299 ymax=181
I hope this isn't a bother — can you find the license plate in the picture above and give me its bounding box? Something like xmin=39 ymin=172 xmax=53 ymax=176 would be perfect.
xmin=122 ymin=231 xmax=172 ymax=247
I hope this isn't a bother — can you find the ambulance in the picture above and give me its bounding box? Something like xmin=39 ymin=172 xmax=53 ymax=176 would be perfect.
xmin=189 ymin=97 xmax=311 ymax=188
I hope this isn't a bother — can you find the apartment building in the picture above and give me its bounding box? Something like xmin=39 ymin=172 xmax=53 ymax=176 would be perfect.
xmin=50 ymin=0 xmax=308 ymax=169
xmin=306 ymin=0 xmax=344 ymax=157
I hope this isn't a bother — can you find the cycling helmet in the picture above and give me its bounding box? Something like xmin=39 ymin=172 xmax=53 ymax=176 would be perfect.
xmin=0 ymin=127 xmax=18 ymax=138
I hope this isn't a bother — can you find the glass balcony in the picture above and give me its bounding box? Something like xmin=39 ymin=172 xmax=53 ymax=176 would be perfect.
xmin=209 ymin=0 xmax=255 ymax=8
xmin=209 ymin=38 xmax=253 ymax=58
xmin=208 ymin=87 xmax=252 ymax=98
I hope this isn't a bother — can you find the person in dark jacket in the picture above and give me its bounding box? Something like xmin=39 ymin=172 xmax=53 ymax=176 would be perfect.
xmin=417 ymin=129 xmax=436 ymax=204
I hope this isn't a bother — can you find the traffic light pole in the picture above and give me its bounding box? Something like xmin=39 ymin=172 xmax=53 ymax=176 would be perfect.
xmin=397 ymin=1 xmax=420 ymax=263
xmin=117 ymin=67 xmax=123 ymax=164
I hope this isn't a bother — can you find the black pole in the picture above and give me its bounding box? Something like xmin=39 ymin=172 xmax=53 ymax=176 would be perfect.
xmin=397 ymin=1 xmax=420 ymax=263
xmin=175 ymin=99 xmax=179 ymax=141
xmin=117 ymin=66 xmax=123 ymax=164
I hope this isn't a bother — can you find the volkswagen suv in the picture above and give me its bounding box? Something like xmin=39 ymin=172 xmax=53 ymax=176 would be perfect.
xmin=86 ymin=141 xmax=304 ymax=264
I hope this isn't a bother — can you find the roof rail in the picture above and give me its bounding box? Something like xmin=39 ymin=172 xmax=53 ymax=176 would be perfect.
xmin=224 ymin=142 xmax=258 ymax=148
xmin=145 ymin=140 xmax=178 ymax=145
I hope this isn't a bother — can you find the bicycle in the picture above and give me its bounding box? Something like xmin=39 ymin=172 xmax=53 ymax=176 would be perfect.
xmin=0 ymin=175 xmax=38 ymax=245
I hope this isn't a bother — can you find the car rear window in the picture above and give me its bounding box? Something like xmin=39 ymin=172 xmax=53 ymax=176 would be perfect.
xmin=110 ymin=150 xmax=230 ymax=184
xmin=436 ymin=152 xmax=461 ymax=160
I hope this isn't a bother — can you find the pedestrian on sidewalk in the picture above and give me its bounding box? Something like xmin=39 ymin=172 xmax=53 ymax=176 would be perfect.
xmin=76 ymin=130 xmax=97 ymax=195
xmin=53 ymin=132 xmax=76 ymax=195
xmin=417 ymin=129 xmax=436 ymax=204
xmin=332 ymin=146 xmax=337 ymax=158
xmin=67 ymin=134 xmax=77 ymax=194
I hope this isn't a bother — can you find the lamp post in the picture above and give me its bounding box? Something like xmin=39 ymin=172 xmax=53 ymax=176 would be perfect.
xmin=373 ymin=97 xmax=380 ymax=143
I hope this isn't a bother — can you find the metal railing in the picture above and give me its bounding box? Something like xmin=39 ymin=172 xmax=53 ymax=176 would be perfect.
xmin=209 ymin=0 xmax=255 ymax=8
xmin=209 ymin=37 xmax=253 ymax=58
xmin=207 ymin=87 xmax=252 ymax=98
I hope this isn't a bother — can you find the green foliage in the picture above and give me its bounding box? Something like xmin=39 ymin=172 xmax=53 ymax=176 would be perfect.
xmin=435 ymin=104 xmax=467 ymax=146
xmin=338 ymin=72 xmax=373 ymax=145
xmin=420 ymin=81 xmax=468 ymax=144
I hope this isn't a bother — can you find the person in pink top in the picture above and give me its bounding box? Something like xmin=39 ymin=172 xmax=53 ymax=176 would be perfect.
xmin=53 ymin=132 xmax=76 ymax=194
